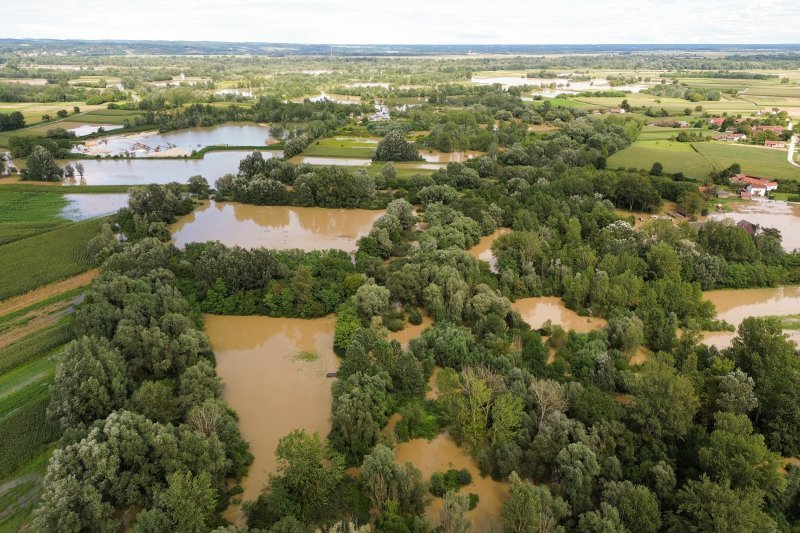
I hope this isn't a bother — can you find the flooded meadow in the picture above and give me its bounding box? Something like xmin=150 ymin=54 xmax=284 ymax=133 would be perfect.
xmin=512 ymin=296 xmax=607 ymax=333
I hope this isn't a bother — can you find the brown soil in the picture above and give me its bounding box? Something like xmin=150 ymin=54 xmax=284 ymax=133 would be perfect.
xmin=0 ymin=269 xmax=98 ymax=318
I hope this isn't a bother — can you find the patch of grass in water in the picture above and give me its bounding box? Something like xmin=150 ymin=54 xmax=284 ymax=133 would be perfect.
xmin=295 ymin=350 xmax=319 ymax=362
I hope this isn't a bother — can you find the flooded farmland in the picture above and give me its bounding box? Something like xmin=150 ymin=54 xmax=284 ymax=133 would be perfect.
xmin=290 ymin=155 xmax=372 ymax=166
xmin=467 ymin=227 xmax=511 ymax=272
xmin=53 ymin=150 xmax=281 ymax=186
xmin=59 ymin=193 xmax=129 ymax=220
xmin=205 ymin=314 xmax=339 ymax=521
xmin=71 ymin=124 xmax=273 ymax=157
xmin=170 ymin=201 xmax=383 ymax=251
xmin=709 ymin=199 xmax=800 ymax=251
xmin=394 ymin=433 xmax=508 ymax=531
xmin=702 ymin=286 xmax=800 ymax=348
xmin=419 ymin=150 xmax=483 ymax=163
xmin=512 ymin=296 xmax=607 ymax=333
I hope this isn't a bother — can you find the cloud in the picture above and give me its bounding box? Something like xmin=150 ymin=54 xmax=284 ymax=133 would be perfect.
xmin=5 ymin=0 xmax=800 ymax=43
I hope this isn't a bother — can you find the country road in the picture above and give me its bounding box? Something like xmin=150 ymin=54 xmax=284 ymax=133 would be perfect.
xmin=789 ymin=135 xmax=800 ymax=169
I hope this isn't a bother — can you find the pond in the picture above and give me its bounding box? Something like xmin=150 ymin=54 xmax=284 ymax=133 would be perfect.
xmin=52 ymin=150 xmax=281 ymax=186
xmin=512 ymin=297 xmax=607 ymax=333
xmin=170 ymin=201 xmax=384 ymax=252
xmin=702 ymin=286 xmax=800 ymax=348
xmin=466 ymin=228 xmax=511 ymax=273
xmin=205 ymin=314 xmax=339 ymax=523
xmin=709 ymin=199 xmax=800 ymax=251
xmin=59 ymin=193 xmax=129 ymax=221
xmin=67 ymin=124 xmax=124 ymax=137
xmin=394 ymin=433 xmax=508 ymax=531
xmin=71 ymin=124 xmax=273 ymax=157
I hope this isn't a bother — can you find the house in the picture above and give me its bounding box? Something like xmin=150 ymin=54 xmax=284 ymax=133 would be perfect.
xmin=713 ymin=133 xmax=747 ymax=142
xmin=765 ymin=140 xmax=787 ymax=149
xmin=737 ymin=220 xmax=756 ymax=235
xmin=752 ymin=125 xmax=785 ymax=135
xmin=707 ymin=117 xmax=726 ymax=127
xmin=730 ymin=174 xmax=779 ymax=197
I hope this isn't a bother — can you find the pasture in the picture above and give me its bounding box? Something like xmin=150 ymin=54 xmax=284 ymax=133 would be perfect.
xmin=302 ymin=136 xmax=379 ymax=158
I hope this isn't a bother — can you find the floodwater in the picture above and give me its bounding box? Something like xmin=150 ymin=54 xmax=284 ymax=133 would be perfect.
xmin=419 ymin=150 xmax=483 ymax=163
xmin=467 ymin=228 xmax=511 ymax=273
xmin=471 ymin=75 xmax=647 ymax=95
xmin=59 ymin=193 xmax=129 ymax=221
xmin=71 ymin=124 xmax=272 ymax=157
xmin=67 ymin=124 xmax=124 ymax=137
xmin=702 ymin=286 xmax=800 ymax=348
xmin=512 ymin=297 xmax=607 ymax=333
xmin=290 ymin=156 xmax=371 ymax=166
xmin=709 ymin=199 xmax=800 ymax=251
xmin=205 ymin=314 xmax=339 ymax=522
xmin=52 ymin=150 xmax=281 ymax=186
xmin=387 ymin=315 xmax=434 ymax=349
xmin=170 ymin=201 xmax=384 ymax=252
xmin=394 ymin=434 xmax=508 ymax=531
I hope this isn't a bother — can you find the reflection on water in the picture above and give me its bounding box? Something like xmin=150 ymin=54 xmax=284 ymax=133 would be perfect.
xmin=72 ymin=124 xmax=272 ymax=156
xmin=467 ymin=228 xmax=511 ymax=273
xmin=512 ymin=297 xmax=606 ymax=333
xmin=67 ymin=124 xmax=123 ymax=137
xmin=290 ymin=156 xmax=372 ymax=166
xmin=170 ymin=201 xmax=383 ymax=251
xmin=709 ymin=199 xmax=800 ymax=251
xmin=60 ymin=193 xmax=129 ymax=221
xmin=394 ymin=433 xmax=508 ymax=531
xmin=53 ymin=150 xmax=281 ymax=186
xmin=702 ymin=286 xmax=800 ymax=348
xmin=419 ymin=150 xmax=483 ymax=163
xmin=205 ymin=314 xmax=338 ymax=523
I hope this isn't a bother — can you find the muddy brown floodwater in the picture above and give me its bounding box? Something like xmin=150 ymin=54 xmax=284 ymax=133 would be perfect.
xmin=466 ymin=228 xmax=511 ymax=273
xmin=394 ymin=434 xmax=508 ymax=531
xmin=709 ymin=199 xmax=800 ymax=252
xmin=419 ymin=150 xmax=484 ymax=163
xmin=512 ymin=297 xmax=607 ymax=333
xmin=204 ymin=314 xmax=339 ymax=524
xmin=702 ymin=286 xmax=800 ymax=348
xmin=170 ymin=201 xmax=384 ymax=252
xmin=387 ymin=316 xmax=434 ymax=350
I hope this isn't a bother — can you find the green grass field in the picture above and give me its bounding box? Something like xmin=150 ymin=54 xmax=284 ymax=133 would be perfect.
xmin=609 ymin=139 xmax=800 ymax=180
xmin=638 ymin=126 xmax=711 ymax=141
xmin=0 ymin=217 xmax=102 ymax=301
xmin=302 ymin=136 xmax=380 ymax=158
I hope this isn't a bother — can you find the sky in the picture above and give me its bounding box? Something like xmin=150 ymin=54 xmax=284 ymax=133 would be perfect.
xmin=6 ymin=0 xmax=800 ymax=44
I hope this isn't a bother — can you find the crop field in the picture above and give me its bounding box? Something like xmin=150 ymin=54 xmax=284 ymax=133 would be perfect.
xmin=0 ymin=102 xmax=103 ymax=126
xmin=0 ymin=387 xmax=60 ymax=478
xmin=638 ymin=127 xmax=711 ymax=141
xmin=0 ymin=320 xmax=72 ymax=375
xmin=76 ymin=108 xmax=142 ymax=124
xmin=0 ymin=217 xmax=102 ymax=301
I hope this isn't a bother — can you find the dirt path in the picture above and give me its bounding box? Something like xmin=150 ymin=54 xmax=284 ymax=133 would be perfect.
xmin=0 ymin=269 xmax=98 ymax=318
xmin=788 ymin=135 xmax=800 ymax=169
xmin=0 ymin=473 xmax=42 ymax=521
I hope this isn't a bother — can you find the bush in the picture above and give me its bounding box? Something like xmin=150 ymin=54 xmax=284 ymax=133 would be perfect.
xmin=408 ymin=307 xmax=423 ymax=326
xmin=429 ymin=468 xmax=473 ymax=497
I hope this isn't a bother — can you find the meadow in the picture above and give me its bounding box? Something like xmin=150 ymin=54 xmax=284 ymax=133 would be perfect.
xmin=301 ymin=136 xmax=380 ymax=158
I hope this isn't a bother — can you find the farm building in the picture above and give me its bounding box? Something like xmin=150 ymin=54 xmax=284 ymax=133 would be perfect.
xmin=752 ymin=125 xmax=785 ymax=135
xmin=713 ymin=133 xmax=747 ymax=142
xmin=764 ymin=140 xmax=787 ymax=148
xmin=731 ymin=173 xmax=779 ymax=197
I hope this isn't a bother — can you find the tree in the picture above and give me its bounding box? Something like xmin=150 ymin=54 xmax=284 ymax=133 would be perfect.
xmin=32 ymin=474 xmax=119 ymax=532
xmin=361 ymin=444 xmax=427 ymax=517
xmin=502 ymin=472 xmax=570 ymax=533
xmin=131 ymin=380 xmax=179 ymax=423
xmin=727 ymin=317 xmax=800 ymax=454
xmin=529 ymin=379 xmax=568 ymax=428
xmin=698 ymin=412 xmax=785 ymax=499
xmin=331 ymin=372 xmax=390 ymax=463
xmin=674 ymin=476 xmax=775 ymax=532
xmin=47 ymin=336 xmax=130 ymax=430
xmin=133 ymin=471 xmax=217 ymax=533
xmin=555 ymin=443 xmax=600 ymax=515
xmin=440 ymin=491 xmax=472 ymax=533
xmin=353 ymin=279 xmax=391 ymax=319
xmin=649 ymin=162 xmax=663 ymax=176
xmin=259 ymin=430 xmax=345 ymax=524
xmin=601 ymin=481 xmax=661 ymax=533
xmin=490 ymin=392 xmax=524 ymax=446
xmin=187 ymin=175 xmax=210 ymax=198
xmin=677 ymin=191 xmax=704 ymax=220
xmin=576 ymin=503 xmax=626 ymax=533
xmin=22 ymin=145 xmax=62 ymax=181
xmin=627 ymin=360 xmax=698 ymax=442
xmin=373 ymin=131 xmax=421 ymax=162
xmin=75 ymin=161 xmax=85 ymax=179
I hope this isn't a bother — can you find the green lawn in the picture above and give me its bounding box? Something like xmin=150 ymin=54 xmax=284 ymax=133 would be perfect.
xmin=693 ymin=142 xmax=800 ymax=181
xmin=638 ymin=127 xmax=711 ymax=141
xmin=0 ymin=217 xmax=102 ymax=301
xmin=302 ymin=136 xmax=380 ymax=158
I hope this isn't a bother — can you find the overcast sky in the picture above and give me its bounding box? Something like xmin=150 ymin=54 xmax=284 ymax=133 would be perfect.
xmin=7 ymin=0 xmax=800 ymax=44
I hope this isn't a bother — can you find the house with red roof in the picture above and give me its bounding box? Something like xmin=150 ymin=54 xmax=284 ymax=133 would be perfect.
xmin=730 ymin=173 xmax=779 ymax=197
